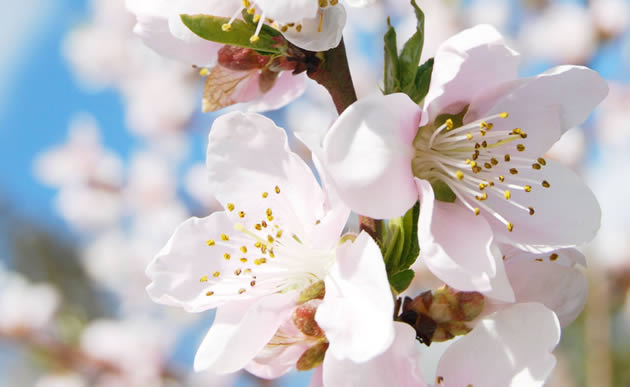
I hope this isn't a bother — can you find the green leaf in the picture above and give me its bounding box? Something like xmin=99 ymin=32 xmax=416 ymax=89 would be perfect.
xmin=390 ymin=269 xmax=415 ymax=293
xmin=399 ymin=0 xmax=425 ymax=91
xmin=408 ymin=57 xmax=433 ymax=103
xmin=431 ymin=180 xmax=456 ymax=203
xmin=181 ymin=14 xmax=284 ymax=54
xmin=382 ymin=202 xmax=421 ymax=278
xmin=383 ymin=18 xmax=399 ymax=95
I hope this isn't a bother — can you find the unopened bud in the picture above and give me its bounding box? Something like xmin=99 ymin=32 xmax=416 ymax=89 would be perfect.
xmin=296 ymin=341 xmax=329 ymax=371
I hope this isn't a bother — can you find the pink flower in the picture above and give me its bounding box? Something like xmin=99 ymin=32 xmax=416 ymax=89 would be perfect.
xmin=146 ymin=111 xmax=354 ymax=373
xmin=321 ymin=24 xmax=607 ymax=299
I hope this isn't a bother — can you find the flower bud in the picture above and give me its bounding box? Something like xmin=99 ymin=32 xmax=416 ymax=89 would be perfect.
xmin=217 ymin=46 xmax=270 ymax=71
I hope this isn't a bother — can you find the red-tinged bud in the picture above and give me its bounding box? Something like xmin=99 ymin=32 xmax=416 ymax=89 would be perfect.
xmin=218 ymin=45 xmax=270 ymax=71
xmin=293 ymin=302 xmax=324 ymax=338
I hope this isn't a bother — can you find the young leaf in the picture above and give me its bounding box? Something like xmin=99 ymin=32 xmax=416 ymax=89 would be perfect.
xmin=399 ymin=0 xmax=425 ymax=91
xmin=181 ymin=14 xmax=284 ymax=54
xmin=383 ymin=18 xmax=399 ymax=95
xmin=382 ymin=202 xmax=421 ymax=278
xmin=390 ymin=269 xmax=415 ymax=293
xmin=408 ymin=57 xmax=433 ymax=103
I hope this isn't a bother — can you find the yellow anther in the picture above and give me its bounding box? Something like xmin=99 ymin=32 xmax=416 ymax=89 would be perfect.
xmin=238 ymin=288 xmax=246 ymax=294
xmin=479 ymin=183 xmax=488 ymax=190
xmin=224 ymin=253 xmax=231 ymax=260
xmin=244 ymin=268 xmax=252 ymax=273
xmin=529 ymin=207 xmax=535 ymax=216
xmin=504 ymin=154 xmax=511 ymax=162
xmin=261 ymin=245 xmax=267 ymax=254
xmin=234 ymin=268 xmax=242 ymax=276
xmin=213 ymin=271 xmax=220 ymax=278
xmin=532 ymin=163 xmax=541 ymax=170
xmin=238 ymin=211 xmax=246 ymax=218
xmin=537 ymin=157 xmax=546 ymax=166
xmin=255 ymin=241 xmax=262 ymax=248
xmin=269 ymin=249 xmax=275 ymax=258
xmin=200 ymin=275 xmax=208 ymax=282
xmin=255 ymin=224 xmax=262 ymax=231
xmin=199 ymin=68 xmax=210 ymax=76
xmin=481 ymin=140 xmax=488 ymax=148
xmin=504 ymin=190 xmax=511 ymax=200
xmin=206 ymin=239 xmax=215 ymax=246
xmin=484 ymin=162 xmax=492 ymax=169
xmin=240 ymin=257 xmax=248 ymax=263
xmin=221 ymin=234 xmax=229 ymax=241
xmin=507 ymin=222 xmax=514 ymax=232
xmin=509 ymin=168 xmax=518 ymax=175
xmin=267 ymin=215 xmax=274 ymax=221
xmin=250 ymin=280 xmax=256 ymax=287
xmin=475 ymin=193 xmax=488 ymax=201
xmin=498 ymin=175 xmax=505 ymax=182
xmin=227 ymin=203 xmax=235 ymax=211
xmin=281 ymin=25 xmax=289 ymax=32
xmin=266 ymin=208 xmax=273 ymax=216
xmin=253 ymin=14 xmax=261 ymax=23
xmin=247 ymin=7 xmax=256 ymax=14
xmin=261 ymin=220 xmax=268 ymax=228
xmin=524 ymin=185 xmax=532 ymax=192
xmin=490 ymin=158 xmax=498 ymax=165
xmin=480 ymin=130 xmax=486 ymax=136
xmin=254 ymin=258 xmax=267 ymax=265
xmin=267 ymin=235 xmax=274 ymax=243
xmin=474 ymin=208 xmax=480 ymax=216
xmin=249 ymin=35 xmax=260 ymax=43
xmin=221 ymin=24 xmax=232 ymax=32
xmin=466 ymin=133 xmax=473 ymax=140
xmin=542 ymin=180 xmax=550 ymax=188
xmin=240 ymin=246 xmax=247 ymax=253
xmin=465 ymin=159 xmax=471 ymax=165
xmin=445 ymin=119 xmax=454 ymax=130
xmin=516 ymin=144 xmax=525 ymax=152
xmin=455 ymin=170 xmax=464 ymax=180
xmin=206 ymin=291 xmax=214 ymax=296
xmin=470 ymin=161 xmax=477 ymax=168
xmin=242 ymin=0 xmax=250 ymax=7
xmin=262 ymin=192 xmax=269 ymax=198
xmin=499 ymin=112 xmax=509 ymax=118
xmin=550 ymin=253 xmax=558 ymax=261
xmin=276 ymin=230 xmax=283 ymax=238
xmin=275 ymin=185 xmax=281 ymax=194
xmin=296 ymin=24 xmax=302 ymax=32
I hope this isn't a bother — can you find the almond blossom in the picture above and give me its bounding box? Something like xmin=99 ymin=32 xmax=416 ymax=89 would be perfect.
xmin=321 ymin=24 xmax=607 ymax=298
xmin=146 ymin=111 xmax=368 ymax=374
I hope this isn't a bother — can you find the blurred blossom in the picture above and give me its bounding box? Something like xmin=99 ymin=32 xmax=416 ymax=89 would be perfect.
xmin=35 ymin=373 xmax=87 ymax=387
xmin=591 ymin=0 xmax=630 ymax=38
xmin=595 ymin=83 xmax=630 ymax=148
xmin=519 ymin=3 xmax=596 ymax=64
xmin=124 ymin=151 xmax=179 ymax=212
xmin=183 ymin=163 xmax=222 ymax=212
xmin=55 ymin=184 xmax=124 ymax=232
xmin=0 ymin=268 xmax=60 ymax=332
xmin=80 ymin=319 xmax=175 ymax=387
xmin=34 ymin=113 xmax=124 ymax=189
xmin=465 ymin=0 xmax=511 ymax=32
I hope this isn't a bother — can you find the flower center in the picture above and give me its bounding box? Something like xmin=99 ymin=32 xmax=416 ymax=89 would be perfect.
xmin=221 ymin=0 xmax=338 ymax=43
xmin=412 ymin=111 xmax=551 ymax=233
xmin=199 ymin=185 xmax=335 ymax=298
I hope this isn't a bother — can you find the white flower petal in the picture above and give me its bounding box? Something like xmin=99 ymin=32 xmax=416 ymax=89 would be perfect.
xmin=322 ymin=323 xmax=427 ymax=387
xmin=316 ymin=232 xmax=395 ymax=363
xmin=416 ymin=179 xmax=515 ymax=302
xmin=282 ymin=5 xmax=346 ymax=52
xmin=436 ymin=303 xmax=560 ymax=387
xmin=323 ymin=93 xmax=422 ymax=219
xmin=423 ymin=24 xmax=520 ymax=124
xmin=504 ymin=249 xmax=588 ymax=326
xmin=255 ymin=0 xmax=319 ymax=23
xmin=194 ymin=293 xmax=295 ymax=373
xmin=486 ymin=160 xmax=601 ymax=251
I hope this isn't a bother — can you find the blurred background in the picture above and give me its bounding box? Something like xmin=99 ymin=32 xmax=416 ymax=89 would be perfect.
xmin=0 ymin=0 xmax=628 ymax=385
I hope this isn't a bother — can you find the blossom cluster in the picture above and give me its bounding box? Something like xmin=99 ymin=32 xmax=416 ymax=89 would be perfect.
xmin=121 ymin=0 xmax=607 ymax=385
xmin=13 ymin=0 xmax=630 ymax=386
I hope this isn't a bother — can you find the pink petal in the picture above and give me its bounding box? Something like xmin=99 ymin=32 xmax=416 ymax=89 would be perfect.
xmin=484 ymin=160 xmax=601 ymax=251
xmin=316 ymin=232 xmax=395 ymax=363
xmin=504 ymin=249 xmax=588 ymax=326
xmin=323 ymin=93 xmax=422 ymax=219
xmin=437 ymin=303 xmax=560 ymax=387
xmin=245 ymin=72 xmax=308 ymax=113
xmin=194 ymin=292 xmax=296 ymax=373
xmin=423 ymin=24 xmax=520 ymax=124
xmin=416 ymin=179 xmax=515 ymax=302
xmin=322 ymin=323 xmax=427 ymax=387
xmin=282 ymin=5 xmax=346 ymax=52
xmin=206 ymin=112 xmax=330 ymax=245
